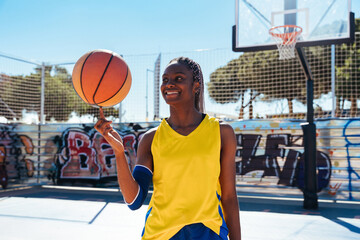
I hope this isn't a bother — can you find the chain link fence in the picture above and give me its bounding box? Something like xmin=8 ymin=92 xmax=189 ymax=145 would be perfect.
xmin=1 ymin=33 xmax=359 ymax=124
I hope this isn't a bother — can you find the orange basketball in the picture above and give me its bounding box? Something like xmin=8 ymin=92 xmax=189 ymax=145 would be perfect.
xmin=72 ymin=49 xmax=132 ymax=107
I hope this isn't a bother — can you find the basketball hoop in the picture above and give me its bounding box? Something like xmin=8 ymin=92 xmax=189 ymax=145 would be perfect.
xmin=269 ymin=25 xmax=302 ymax=60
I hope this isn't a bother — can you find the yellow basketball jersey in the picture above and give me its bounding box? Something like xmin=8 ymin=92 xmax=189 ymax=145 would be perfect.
xmin=142 ymin=114 xmax=227 ymax=240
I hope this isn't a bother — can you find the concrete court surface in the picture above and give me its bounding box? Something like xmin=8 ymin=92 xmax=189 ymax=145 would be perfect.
xmin=0 ymin=185 xmax=359 ymax=240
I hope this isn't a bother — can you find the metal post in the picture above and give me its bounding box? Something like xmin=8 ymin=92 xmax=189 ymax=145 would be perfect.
xmin=37 ymin=124 xmax=41 ymax=184
xmin=296 ymin=47 xmax=318 ymax=210
xmin=40 ymin=63 xmax=45 ymax=124
xmin=119 ymin=103 xmax=122 ymax=123
xmin=146 ymin=69 xmax=154 ymax=122
xmin=153 ymin=54 xmax=161 ymax=121
xmin=39 ymin=63 xmax=46 ymax=184
xmin=331 ymin=44 xmax=336 ymax=118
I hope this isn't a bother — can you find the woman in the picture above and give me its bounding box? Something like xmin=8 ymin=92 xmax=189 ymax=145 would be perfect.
xmin=95 ymin=57 xmax=241 ymax=240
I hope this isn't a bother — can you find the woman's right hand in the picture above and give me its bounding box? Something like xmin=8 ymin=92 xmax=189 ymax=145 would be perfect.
xmin=94 ymin=108 xmax=125 ymax=154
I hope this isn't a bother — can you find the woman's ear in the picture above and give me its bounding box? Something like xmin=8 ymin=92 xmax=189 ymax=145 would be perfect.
xmin=193 ymin=81 xmax=200 ymax=94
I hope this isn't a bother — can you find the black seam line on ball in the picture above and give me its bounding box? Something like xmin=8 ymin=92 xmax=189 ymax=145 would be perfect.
xmin=97 ymin=65 xmax=129 ymax=105
xmin=93 ymin=54 xmax=114 ymax=105
xmin=80 ymin=51 xmax=95 ymax=104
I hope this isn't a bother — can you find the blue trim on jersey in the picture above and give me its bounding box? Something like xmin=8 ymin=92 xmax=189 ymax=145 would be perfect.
xmin=218 ymin=205 xmax=229 ymax=239
xmin=216 ymin=191 xmax=221 ymax=201
xmin=216 ymin=192 xmax=229 ymax=239
xmin=170 ymin=223 xmax=226 ymax=240
xmin=142 ymin=207 xmax=153 ymax=237
xmin=127 ymin=165 xmax=152 ymax=211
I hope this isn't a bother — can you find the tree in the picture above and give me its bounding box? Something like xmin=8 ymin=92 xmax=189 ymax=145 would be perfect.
xmin=1 ymin=65 xmax=119 ymax=122
xmin=208 ymin=47 xmax=330 ymax=119
xmin=208 ymin=19 xmax=360 ymax=119
xmin=28 ymin=65 xmax=81 ymax=121
xmin=208 ymin=57 xmax=247 ymax=118
xmin=208 ymin=51 xmax=276 ymax=119
xmin=335 ymin=42 xmax=360 ymax=117
xmin=334 ymin=18 xmax=360 ymax=117
xmin=42 ymin=65 xmax=119 ymax=121
xmin=1 ymin=73 xmax=41 ymax=120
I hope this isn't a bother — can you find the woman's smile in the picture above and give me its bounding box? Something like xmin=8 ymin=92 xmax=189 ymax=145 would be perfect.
xmin=165 ymin=90 xmax=180 ymax=96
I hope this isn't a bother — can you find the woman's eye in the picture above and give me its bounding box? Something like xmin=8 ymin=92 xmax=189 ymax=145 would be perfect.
xmin=162 ymin=78 xmax=168 ymax=83
xmin=175 ymin=76 xmax=183 ymax=81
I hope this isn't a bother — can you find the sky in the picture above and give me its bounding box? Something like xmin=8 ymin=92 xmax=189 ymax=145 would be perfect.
xmin=0 ymin=0 xmax=359 ymax=122
xmin=0 ymin=0 xmax=239 ymax=122
xmin=0 ymin=0 xmax=235 ymax=63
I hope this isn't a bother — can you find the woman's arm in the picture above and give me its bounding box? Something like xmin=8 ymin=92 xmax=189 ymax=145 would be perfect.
xmin=94 ymin=108 xmax=153 ymax=207
xmin=219 ymin=123 xmax=241 ymax=240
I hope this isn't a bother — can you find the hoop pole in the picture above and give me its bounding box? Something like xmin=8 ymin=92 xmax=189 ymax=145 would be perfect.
xmin=296 ymin=47 xmax=318 ymax=210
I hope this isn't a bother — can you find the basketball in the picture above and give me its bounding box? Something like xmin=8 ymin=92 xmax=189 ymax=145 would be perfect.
xmin=72 ymin=49 xmax=132 ymax=107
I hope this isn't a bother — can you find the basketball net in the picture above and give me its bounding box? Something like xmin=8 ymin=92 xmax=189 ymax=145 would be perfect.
xmin=269 ymin=25 xmax=302 ymax=60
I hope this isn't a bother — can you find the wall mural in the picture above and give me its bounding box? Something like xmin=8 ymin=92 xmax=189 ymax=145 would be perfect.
xmin=0 ymin=124 xmax=35 ymax=189
xmin=0 ymin=119 xmax=359 ymax=200
xmin=234 ymin=133 xmax=331 ymax=191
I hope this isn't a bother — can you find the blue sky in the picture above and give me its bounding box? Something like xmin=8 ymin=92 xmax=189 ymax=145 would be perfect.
xmin=1 ymin=0 xmax=358 ymax=63
xmin=0 ymin=0 xmax=235 ymax=63
xmin=0 ymin=0 xmax=237 ymax=121
xmin=0 ymin=0 xmax=359 ymax=122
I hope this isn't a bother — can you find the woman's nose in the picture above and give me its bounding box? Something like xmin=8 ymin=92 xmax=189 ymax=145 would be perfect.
xmin=165 ymin=79 xmax=175 ymax=87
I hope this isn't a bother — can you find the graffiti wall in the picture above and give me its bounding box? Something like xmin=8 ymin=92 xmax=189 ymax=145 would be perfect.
xmin=0 ymin=118 xmax=359 ymax=200
xmin=230 ymin=119 xmax=360 ymax=200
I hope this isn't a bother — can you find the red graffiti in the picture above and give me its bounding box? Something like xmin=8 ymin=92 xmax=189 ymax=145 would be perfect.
xmin=123 ymin=134 xmax=137 ymax=171
xmin=58 ymin=129 xmax=142 ymax=181
xmin=60 ymin=130 xmax=99 ymax=179
xmin=0 ymin=125 xmax=35 ymax=188
xmin=328 ymin=183 xmax=342 ymax=196
xmin=92 ymin=132 xmax=116 ymax=177
xmin=0 ymin=145 xmax=7 ymax=189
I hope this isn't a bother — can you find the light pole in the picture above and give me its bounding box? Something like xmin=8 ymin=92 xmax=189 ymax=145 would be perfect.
xmin=146 ymin=69 xmax=154 ymax=121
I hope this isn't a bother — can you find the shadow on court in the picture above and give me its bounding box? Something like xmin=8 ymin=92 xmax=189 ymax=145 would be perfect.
xmin=0 ymin=185 xmax=359 ymax=240
xmin=238 ymin=195 xmax=360 ymax=235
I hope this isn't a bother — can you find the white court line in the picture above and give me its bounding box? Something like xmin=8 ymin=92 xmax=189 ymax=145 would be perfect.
xmin=41 ymin=185 xmax=360 ymax=205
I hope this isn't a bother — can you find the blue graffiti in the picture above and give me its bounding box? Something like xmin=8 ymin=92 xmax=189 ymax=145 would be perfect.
xmin=342 ymin=119 xmax=360 ymax=200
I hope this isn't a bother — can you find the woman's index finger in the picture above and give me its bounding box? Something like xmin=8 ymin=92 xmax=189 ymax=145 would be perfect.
xmin=99 ymin=107 xmax=105 ymax=119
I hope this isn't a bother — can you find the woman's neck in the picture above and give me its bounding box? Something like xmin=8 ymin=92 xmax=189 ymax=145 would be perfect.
xmin=167 ymin=106 xmax=203 ymax=129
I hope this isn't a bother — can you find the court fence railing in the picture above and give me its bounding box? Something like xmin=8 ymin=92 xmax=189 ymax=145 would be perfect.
xmin=0 ymin=34 xmax=359 ymax=201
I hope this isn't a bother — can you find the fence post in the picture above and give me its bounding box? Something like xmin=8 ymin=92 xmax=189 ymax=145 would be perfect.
xmin=119 ymin=103 xmax=122 ymax=123
xmin=331 ymin=45 xmax=336 ymax=118
xmin=37 ymin=63 xmax=46 ymax=184
xmin=40 ymin=63 xmax=45 ymax=124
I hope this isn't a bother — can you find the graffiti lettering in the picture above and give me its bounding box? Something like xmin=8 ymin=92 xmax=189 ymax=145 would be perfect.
xmin=1 ymin=119 xmax=358 ymax=200
xmin=236 ymin=133 xmax=331 ymax=192
xmin=92 ymin=132 xmax=116 ymax=177
xmin=343 ymin=119 xmax=360 ymax=200
xmin=19 ymin=135 xmax=35 ymax=177
xmin=0 ymin=124 xmax=35 ymax=188
xmin=57 ymin=128 xmax=146 ymax=181
xmin=59 ymin=129 xmax=99 ymax=179
xmin=0 ymin=144 xmax=7 ymax=188
xmin=123 ymin=134 xmax=137 ymax=171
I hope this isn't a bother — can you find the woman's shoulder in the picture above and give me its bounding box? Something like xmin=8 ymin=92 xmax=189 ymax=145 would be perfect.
xmin=218 ymin=121 xmax=235 ymax=138
xmin=205 ymin=114 xmax=234 ymax=133
xmin=218 ymin=120 xmax=232 ymax=127
xmin=140 ymin=126 xmax=158 ymax=144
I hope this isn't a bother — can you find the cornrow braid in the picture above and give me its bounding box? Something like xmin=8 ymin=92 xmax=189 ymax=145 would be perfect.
xmin=168 ymin=57 xmax=205 ymax=113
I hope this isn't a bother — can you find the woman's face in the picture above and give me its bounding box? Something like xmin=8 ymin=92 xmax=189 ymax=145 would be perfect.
xmin=161 ymin=62 xmax=199 ymax=107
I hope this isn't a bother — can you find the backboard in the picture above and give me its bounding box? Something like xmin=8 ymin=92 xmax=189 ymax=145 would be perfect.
xmin=233 ymin=0 xmax=355 ymax=52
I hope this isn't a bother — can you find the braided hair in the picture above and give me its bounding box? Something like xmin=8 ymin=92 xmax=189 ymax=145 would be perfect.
xmin=168 ymin=57 xmax=205 ymax=113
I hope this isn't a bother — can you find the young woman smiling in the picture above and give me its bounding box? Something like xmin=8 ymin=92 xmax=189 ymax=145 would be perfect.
xmin=95 ymin=57 xmax=241 ymax=240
